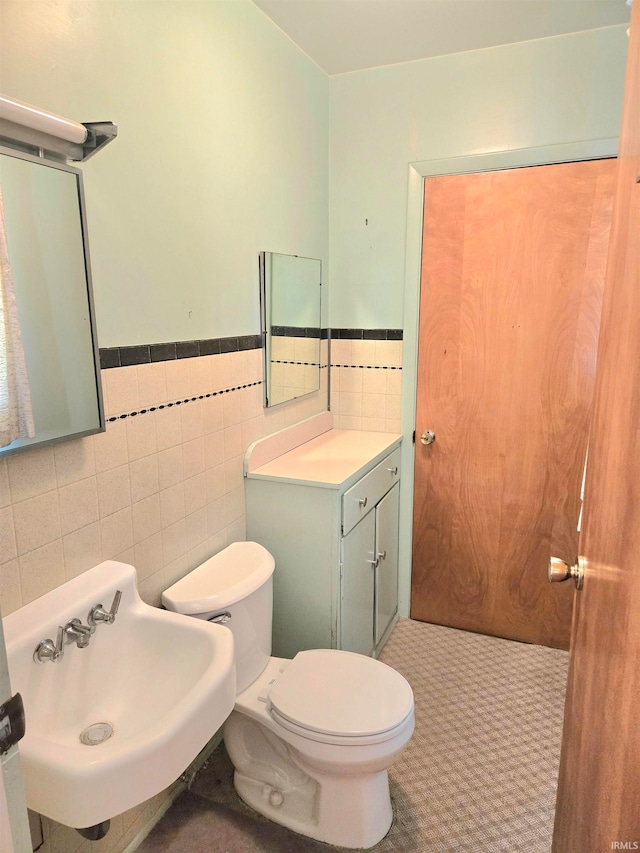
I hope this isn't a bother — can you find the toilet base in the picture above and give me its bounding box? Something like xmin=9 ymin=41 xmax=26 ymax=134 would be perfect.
xmin=232 ymin=763 xmax=393 ymax=849
xmin=224 ymin=711 xmax=394 ymax=849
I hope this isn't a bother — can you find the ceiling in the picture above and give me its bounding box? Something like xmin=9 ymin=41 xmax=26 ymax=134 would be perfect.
xmin=252 ymin=0 xmax=631 ymax=75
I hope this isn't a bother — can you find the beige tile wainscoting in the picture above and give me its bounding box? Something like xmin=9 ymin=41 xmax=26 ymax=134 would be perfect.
xmin=0 ymin=330 xmax=398 ymax=852
xmin=330 ymin=338 xmax=403 ymax=433
xmin=0 ymin=344 xmax=327 ymax=853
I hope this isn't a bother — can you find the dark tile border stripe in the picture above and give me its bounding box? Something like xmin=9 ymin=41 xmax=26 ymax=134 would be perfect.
xmin=100 ymin=334 xmax=262 ymax=369
xmin=271 ymin=326 xmax=328 ymax=339
xmin=330 ymin=329 xmax=403 ymax=341
xmin=100 ymin=329 xmax=402 ymax=370
xmin=106 ymin=380 xmax=263 ymax=422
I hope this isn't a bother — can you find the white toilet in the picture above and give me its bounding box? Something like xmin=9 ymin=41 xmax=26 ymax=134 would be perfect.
xmin=162 ymin=541 xmax=414 ymax=849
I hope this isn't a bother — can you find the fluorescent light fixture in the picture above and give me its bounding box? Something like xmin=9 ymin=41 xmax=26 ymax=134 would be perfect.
xmin=0 ymin=94 xmax=87 ymax=144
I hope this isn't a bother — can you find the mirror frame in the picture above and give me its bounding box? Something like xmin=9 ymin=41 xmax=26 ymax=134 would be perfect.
xmin=0 ymin=144 xmax=105 ymax=457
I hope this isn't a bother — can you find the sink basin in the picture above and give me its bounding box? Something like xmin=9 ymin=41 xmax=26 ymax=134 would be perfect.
xmin=2 ymin=560 xmax=235 ymax=828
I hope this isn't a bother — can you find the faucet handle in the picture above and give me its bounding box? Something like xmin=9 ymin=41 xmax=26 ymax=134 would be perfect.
xmin=33 ymin=626 xmax=65 ymax=664
xmin=88 ymin=590 xmax=122 ymax=628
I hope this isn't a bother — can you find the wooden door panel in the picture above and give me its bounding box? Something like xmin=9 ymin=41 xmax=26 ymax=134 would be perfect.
xmin=553 ymin=2 xmax=640 ymax=846
xmin=412 ymin=159 xmax=616 ymax=649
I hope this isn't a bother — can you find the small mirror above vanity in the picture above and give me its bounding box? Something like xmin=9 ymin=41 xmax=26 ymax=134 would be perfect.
xmin=259 ymin=251 xmax=325 ymax=407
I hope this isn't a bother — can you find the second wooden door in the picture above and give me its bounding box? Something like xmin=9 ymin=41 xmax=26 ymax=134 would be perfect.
xmin=411 ymin=160 xmax=616 ymax=649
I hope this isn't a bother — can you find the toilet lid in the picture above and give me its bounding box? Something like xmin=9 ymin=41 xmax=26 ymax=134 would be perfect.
xmin=162 ymin=542 xmax=274 ymax=614
xmin=268 ymin=649 xmax=414 ymax=738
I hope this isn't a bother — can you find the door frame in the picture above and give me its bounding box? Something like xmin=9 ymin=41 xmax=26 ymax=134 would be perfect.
xmin=0 ymin=612 xmax=31 ymax=852
xmin=397 ymin=138 xmax=618 ymax=618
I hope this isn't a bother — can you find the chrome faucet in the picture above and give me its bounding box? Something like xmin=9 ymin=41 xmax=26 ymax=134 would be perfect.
xmin=33 ymin=589 xmax=122 ymax=664
xmin=64 ymin=619 xmax=92 ymax=649
xmin=88 ymin=590 xmax=122 ymax=628
xmin=33 ymin=626 xmax=65 ymax=663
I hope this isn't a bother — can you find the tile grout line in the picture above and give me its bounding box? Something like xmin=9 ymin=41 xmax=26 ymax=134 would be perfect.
xmin=106 ymin=381 xmax=264 ymax=423
xmin=331 ymin=364 xmax=402 ymax=370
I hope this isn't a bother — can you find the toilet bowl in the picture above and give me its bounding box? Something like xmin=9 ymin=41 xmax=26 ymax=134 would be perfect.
xmin=162 ymin=541 xmax=414 ymax=849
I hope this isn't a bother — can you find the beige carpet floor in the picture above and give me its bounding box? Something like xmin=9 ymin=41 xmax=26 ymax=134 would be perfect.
xmin=137 ymin=618 xmax=569 ymax=852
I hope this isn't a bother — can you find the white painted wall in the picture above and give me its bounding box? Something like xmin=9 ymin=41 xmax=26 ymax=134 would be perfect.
xmin=328 ymin=25 xmax=628 ymax=328
xmin=0 ymin=0 xmax=329 ymax=347
xmin=1 ymin=5 xmax=627 ymax=336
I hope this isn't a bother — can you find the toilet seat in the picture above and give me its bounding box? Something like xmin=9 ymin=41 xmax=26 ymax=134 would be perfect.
xmin=267 ymin=649 xmax=414 ymax=746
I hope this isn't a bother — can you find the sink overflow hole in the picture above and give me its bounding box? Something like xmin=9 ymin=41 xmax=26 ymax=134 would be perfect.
xmin=79 ymin=722 xmax=114 ymax=746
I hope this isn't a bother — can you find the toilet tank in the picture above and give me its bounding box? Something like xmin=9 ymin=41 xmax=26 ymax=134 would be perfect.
xmin=162 ymin=542 xmax=275 ymax=694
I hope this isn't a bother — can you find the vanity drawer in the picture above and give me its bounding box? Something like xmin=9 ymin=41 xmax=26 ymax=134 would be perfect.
xmin=342 ymin=448 xmax=401 ymax=535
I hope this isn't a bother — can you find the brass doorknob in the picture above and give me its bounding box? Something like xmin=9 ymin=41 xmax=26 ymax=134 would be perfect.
xmin=420 ymin=430 xmax=436 ymax=445
xmin=548 ymin=556 xmax=584 ymax=590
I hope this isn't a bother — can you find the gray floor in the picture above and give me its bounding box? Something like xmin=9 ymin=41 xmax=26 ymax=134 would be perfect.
xmin=137 ymin=619 xmax=569 ymax=852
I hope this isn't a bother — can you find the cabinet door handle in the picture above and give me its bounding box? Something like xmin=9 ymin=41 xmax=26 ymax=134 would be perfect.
xmin=358 ymin=497 xmax=368 ymax=508
xmin=377 ymin=550 xmax=386 ymax=562
xmin=387 ymin=466 xmax=398 ymax=475
xmin=367 ymin=557 xmax=379 ymax=568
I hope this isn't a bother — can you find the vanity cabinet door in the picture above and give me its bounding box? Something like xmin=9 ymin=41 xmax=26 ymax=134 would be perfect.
xmin=375 ymin=482 xmax=400 ymax=645
xmin=340 ymin=511 xmax=376 ymax=656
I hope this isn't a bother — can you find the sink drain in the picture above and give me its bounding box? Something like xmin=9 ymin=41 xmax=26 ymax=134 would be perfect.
xmin=79 ymin=722 xmax=114 ymax=746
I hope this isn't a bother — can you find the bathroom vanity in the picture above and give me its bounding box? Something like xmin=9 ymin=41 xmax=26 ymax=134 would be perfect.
xmin=244 ymin=414 xmax=401 ymax=659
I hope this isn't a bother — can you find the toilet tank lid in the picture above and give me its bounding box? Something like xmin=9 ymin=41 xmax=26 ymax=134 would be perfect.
xmin=161 ymin=542 xmax=275 ymax=615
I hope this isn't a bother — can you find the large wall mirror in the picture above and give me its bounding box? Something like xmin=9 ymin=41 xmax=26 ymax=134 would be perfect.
xmin=259 ymin=251 xmax=325 ymax=407
xmin=0 ymin=145 xmax=104 ymax=457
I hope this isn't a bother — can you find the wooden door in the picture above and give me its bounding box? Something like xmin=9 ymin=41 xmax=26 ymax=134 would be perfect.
xmin=553 ymin=3 xmax=640 ymax=847
xmin=412 ymin=159 xmax=616 ymax=649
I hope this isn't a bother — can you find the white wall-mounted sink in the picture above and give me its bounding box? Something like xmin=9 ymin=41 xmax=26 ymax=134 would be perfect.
xmin=2 ymin=561 xmax=235 ymax=829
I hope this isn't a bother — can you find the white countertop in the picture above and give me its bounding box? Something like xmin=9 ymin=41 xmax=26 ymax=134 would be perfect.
xmin=246 ymin=429 xmax=402 ymax=488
